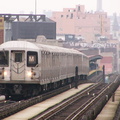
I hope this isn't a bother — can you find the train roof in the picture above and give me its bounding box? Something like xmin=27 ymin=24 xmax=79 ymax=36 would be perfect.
xmin=0 ymin=41 xmax=87 ymax=56
xmin=0 ymin=41 xmax=39 ymax=50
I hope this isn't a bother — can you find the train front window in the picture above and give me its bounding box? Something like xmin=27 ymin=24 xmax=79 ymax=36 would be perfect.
xmin=27 ymin=51 xmax=38 ymax=67
xmin=15 ymin=53 xmax=22 ymax=62
xmin=0 ymin=51 xmax=9 ymax=66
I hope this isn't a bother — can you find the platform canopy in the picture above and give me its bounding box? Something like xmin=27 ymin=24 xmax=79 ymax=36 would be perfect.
xmin=89 ymin=55 xmax=103 ymax=62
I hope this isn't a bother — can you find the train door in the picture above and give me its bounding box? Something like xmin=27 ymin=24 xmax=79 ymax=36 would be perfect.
xmin=11 ymin=51 xmax=25 ymax=80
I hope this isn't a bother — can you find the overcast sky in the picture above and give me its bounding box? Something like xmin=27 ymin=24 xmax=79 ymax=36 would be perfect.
xmin=0 ymin=0 xmax=119 ymax=16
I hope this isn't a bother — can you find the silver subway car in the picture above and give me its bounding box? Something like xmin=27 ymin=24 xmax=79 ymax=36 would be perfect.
xmin=0 ymin=41 xmax=89 ymax=99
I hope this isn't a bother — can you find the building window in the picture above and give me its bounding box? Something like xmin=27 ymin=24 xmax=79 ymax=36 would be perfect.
xmin=70 ymin=13 xmax=73 ymax=19
xmin=61 ymin=15 xmax=63 ymax=18
xmin=66 ymin=15 xmax=69 ymax=18
xmin=78 ymin=6 xmax=80 ymax=11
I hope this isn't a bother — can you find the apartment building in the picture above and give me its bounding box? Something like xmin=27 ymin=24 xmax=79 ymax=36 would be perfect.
xmin=51 ymin=4 xmax=110 ymax=43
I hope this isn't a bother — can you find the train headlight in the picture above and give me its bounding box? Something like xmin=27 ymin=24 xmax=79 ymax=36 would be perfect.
xmin=3 ymin=71 xmax=7 ymax=76
xmin=1 ymin=70 xmax=8 ymax=79
xmin=27 ymin=71 xmax=32 ymax=77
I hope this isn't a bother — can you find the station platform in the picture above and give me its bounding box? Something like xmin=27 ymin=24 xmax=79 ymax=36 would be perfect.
xmin=4 ymin=83 xmax=93 ymax=120
xmin=95 ymin=86 xmax=120 ymax=120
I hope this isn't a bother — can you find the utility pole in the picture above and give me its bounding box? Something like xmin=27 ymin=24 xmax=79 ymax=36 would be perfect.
xmin=75 ymin=66 xmax=78 ymax=89
xmin=103 ymin=65 xmax=105 ymax=83
xmin=35 ymin=0 xmax=37 ymax=14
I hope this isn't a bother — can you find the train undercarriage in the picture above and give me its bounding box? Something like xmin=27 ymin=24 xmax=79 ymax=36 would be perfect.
xmin=0 ymin=75 xmax=87 ymax=100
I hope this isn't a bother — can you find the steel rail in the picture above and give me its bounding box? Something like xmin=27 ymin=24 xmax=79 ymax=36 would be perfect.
xmin=32 ymin=83 xmax=102 ymax=120
xmin=66 ymin=75 xmax=120 ymax=120
xmin=33 ymin=75 xmax=120 ymax=120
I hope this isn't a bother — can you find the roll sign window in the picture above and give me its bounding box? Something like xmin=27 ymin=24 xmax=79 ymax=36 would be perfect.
xmin=27 ymin=51 xmax=38 ymax=67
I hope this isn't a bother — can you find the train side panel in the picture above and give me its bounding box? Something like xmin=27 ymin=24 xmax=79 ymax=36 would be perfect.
xmin=0 ymin=41 xmax=89 ymax=99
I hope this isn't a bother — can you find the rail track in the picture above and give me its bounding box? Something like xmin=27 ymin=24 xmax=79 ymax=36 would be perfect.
xmin=31 ymin=74 xmax=120 ymax=120
xmin=0 ymin=74 xmax=118 ymax=119
xmin=0 ymin=100 xmax=15 ymax=108
xmin=0 ymin=78 xmax=88 ymax=119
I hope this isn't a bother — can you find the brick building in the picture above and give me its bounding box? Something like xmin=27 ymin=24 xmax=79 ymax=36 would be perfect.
xmin=50 ymin=4 xmax=110 ymax=43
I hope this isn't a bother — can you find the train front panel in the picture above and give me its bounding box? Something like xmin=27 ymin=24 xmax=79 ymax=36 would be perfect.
xmin=0 ymin=50 xmax=40 ymax=82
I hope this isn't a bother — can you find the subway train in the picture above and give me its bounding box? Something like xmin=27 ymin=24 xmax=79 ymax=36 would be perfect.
xmin=0 ymin=40 xmax=89 ymax=99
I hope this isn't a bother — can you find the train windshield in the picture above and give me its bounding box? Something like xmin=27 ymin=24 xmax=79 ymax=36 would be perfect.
xmin=0 ymin=51 xmax=9 ymax=66
xmin=27 ymin=51 xmax=38 ymax=67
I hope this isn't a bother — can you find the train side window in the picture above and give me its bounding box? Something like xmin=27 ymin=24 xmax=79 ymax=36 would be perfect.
xmin=27 ymin=51 xmax=38 ymax=67
xmin=0 ymin=51 xmax=9 ymax=66
xmin=15 ymin=53 xmax=22 ymax=62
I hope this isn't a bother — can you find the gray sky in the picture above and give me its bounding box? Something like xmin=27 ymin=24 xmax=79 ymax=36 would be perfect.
xmin=0 ymin=0 xmax=119 ymax=15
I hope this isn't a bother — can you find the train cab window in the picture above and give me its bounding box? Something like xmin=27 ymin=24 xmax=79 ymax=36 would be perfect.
xmin=15 ymin=53 xmax=22 ymax=62
xmin=0 ymin=51 xmax=9 ymax=66
xmin=27 ymin=51 xmax=38 ymax=67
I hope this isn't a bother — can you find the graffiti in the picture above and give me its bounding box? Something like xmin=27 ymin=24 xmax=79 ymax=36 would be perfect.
xmin=64 ymin=41 xmax=117 ymax=48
